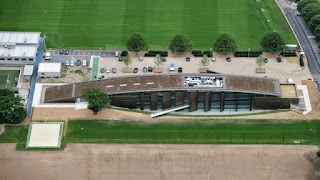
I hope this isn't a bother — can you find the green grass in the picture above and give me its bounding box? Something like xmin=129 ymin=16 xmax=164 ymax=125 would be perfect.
xmin=65 ymin=120 xmax=320 ymax=144
xmin=91 ymin=57 xmax=99 ymax=80
xmin=0 ymin=70 xmax=20 ymax=89
xmin=0 ymin=0 xmax=296 ymax=50
xmin=0 ymin=125 xmax=29 ymax=143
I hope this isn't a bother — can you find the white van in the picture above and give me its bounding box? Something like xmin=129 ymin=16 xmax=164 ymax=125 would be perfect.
xmin=44 ymin=52 xmax=51 ymax=60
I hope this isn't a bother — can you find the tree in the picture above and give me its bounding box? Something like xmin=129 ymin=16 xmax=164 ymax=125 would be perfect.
xmin=301 ymin=3 xmax=320 ymax=23
xmin=126 ymin=32 xmax=148 ymax=55
xmin=308 ymin=14 xmax=320 ymax=31
xmin=297 ymin=0 xmax=320 ymax=11
xmin=0 ymin=89 xmax=26 ymax=124
xmin=314 ymin=24 xmax=320 ymax=40
xmin=169 ymin=34 xmax=192 ymax=54
xmin=154 ymin=54 xmax=163 ymax=67
xmin=260 ymin=32 xmax=285 ymax=53
xmin=199 ymin=54 xmax=209 ymax=68
xmin=82 ymin=88 xmax=111 ymax=115
xmin=213 ymin=33 xmax=237 ymax=54
xmin=123 ymin=56 xmax=132 ymax=67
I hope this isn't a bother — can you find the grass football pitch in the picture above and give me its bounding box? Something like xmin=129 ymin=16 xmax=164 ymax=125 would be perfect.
xmin=65 ymin=120 xmax=320 ymax=144
xmin=0 ymin=0 xmax=296 ymax=50
xmin=0 ymin=70 xmax=20 ymax=89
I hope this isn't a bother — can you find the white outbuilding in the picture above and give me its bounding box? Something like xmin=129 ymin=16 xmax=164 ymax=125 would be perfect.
xmin=38 ymin=63 xmax=61 ymax=78
xmin=23 ymin=65 xmax=34 ymax=82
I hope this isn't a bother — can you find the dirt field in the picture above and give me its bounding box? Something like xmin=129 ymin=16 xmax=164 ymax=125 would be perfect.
xmin=0 ymin=144 xmax=316 ymax=180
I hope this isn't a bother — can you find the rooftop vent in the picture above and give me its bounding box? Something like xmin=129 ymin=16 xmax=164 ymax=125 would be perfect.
xmin=24 ymin=38 xmax=27 ymax=43
xmin=22 ymin=52 xmax=26 ymax=56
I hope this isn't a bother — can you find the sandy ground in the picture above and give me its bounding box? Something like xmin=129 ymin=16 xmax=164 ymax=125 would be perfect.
xmin=0 ymin=144 xmax=316 ymax=180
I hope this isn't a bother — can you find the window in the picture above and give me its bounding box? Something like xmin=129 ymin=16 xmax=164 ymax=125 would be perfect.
xmin=7 ymin=58 xmax=12 ymax=61
xmin=41 ymin=73 xmax=45 ymax=75
xmin=22 ymin=58 xmax=26 ymax=61
xmin=0 ymin=58 xmax=5 ymax=60
xmin=15 ymin=58 xmax=19 ymax=61
xmin=28 ymin=58 xmax=33 ymax=61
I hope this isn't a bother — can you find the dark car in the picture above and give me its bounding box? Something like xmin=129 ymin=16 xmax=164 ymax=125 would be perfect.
xmin=186 ymin=57 xmax=190 ymax=62
xmin=100 ymin=68 xmax=105 ymax=73
xmin=264 ymin=58 xmax=268 ymax=63
xmin=76 ymin=60 xmax=81 ymax=66
xmin=112 ymin=67 xmax=117 ymax=73
xmin=178 ymin=67 xmax=183 ymax=73
xmin=277 ymin=57 xmax=282 ymax=62
xmin=161 ymin=57 xmax=166 ymax=62
xmin=148 ymin=66 xmax=153 ymax=72
xmin=133 ymin=68 xmax=138 ymax=73
xmin=64 ymin=49 xmax=69 ymax=55
xmin=143 ymin=67 xmax=148 ymax=73
xmin=226 ymin=57 xmax=231 ymax=62
xmin=59 ymin=49 xmax=64 ymax=55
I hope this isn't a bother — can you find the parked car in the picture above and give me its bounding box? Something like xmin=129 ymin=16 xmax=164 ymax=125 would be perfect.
xmin=161 ymin=57 xmax=166 ymax=62
xmin=178 ymin=67 xmax=183 ymax=73
xmin=59 ymin=49 xmax=65 ymax=55
xmin=226 ymin=57 xmax=231 ymax=62
xmin=139 ymin=57 xmax=144 ymax=61
xmin=148 ymin=66 xmax=153 ymax=72
xmin=70 ymin=60 xmax=75 ymax=66
xmin=133 ymin=68 xmax=138 ymax=73
xmin=264 ymin=58 xmax=268 ymax=63
xmin=143 ymin=67 xmax=148 ymax=73
xmin=277 ymin=57 xmax=282 ymax=62
xmin=64 ymin=49 xmax=69 ymax=55
xmin=186 ymin=57 xmax=190 ymax=62
xmin=65 ymin=60 xmax=70 ymax=66
xmin=119 ymin=56 xmax=123 ymax=61
xmin=100 ymin=68 xmax=105 ymax=73
xmin=82 ymin=60 xmax=87 ymax=66
xmin=112 ymin=67 xmax=117 ymax=73
xmin=115 ymin=51 xmax=119 ymax=57
xmin=105 ymin=67 xmax=111 ymax=73
xmin=76 ymin=60 xmax=81 ymax=66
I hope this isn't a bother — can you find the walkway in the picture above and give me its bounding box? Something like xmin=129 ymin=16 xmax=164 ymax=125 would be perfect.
xmin=27 ymin=37 xmax=44 ymax=117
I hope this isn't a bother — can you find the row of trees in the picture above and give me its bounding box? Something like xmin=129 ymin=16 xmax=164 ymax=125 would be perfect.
xmin=126 ymin=32 xmax=285 ymax=55
xmin=298 ymin=0 xmax=320 ymax=43
xmin=0 ymin=89 xmax=26 ymax=124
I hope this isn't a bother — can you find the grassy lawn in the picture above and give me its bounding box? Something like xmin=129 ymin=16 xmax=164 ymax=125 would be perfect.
xmin=0 ymin=70 xmax=20 ymax=89
xmin=0 ymin=125 xmax=29 ymax=143
xmin=0 ymin=0 xmax=296 ymax=50
xmin=65 ymin=120 xmax=320 ymax=144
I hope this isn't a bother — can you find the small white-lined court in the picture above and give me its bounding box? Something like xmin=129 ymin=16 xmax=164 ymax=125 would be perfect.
xmin=26 ymin=122 xmax=63 ymax=148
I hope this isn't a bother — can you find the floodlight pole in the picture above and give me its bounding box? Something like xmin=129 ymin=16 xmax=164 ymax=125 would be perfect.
xmin=248 ymin=48 xmax=250 ymax=57
xmin=210 ymin=48 xmax=213 ymax=57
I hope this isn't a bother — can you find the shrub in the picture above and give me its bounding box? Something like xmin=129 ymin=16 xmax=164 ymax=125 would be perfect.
xmin=234 ymin=51 xmax=262 ymax=57
xmin=121 ymin=51 xmax=128 ymax=57
xmin=203 ymin=51 xmax=212 ymax=57
xmin=283 ymin=51 xmax=297 ymax=57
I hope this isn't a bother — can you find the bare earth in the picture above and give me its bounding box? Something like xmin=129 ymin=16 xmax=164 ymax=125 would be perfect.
xmin=0 ymin=144 xmax=316 ymax=180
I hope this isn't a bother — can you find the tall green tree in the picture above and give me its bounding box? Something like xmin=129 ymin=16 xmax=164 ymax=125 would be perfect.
xmin=123 ymin=56 xmax=132 ymax=67
xmin=260 ymin=32 xmax=285 ymax=54
xmin=301 ymin=3 xmax=320 ymax=23
xmin=0 ymin=89 xmax=26 ymax=124
xmin=199 ymin=54 xmax=209 ymax=68
xmin=154 ymin=54 xmax=163 ymax=67
xmin=314 ymin=24 xmax=320 ymax=40
xmin=297 ymin=0 xmax=320 ymax=11
xmin=126 ymin=32 xmax=148 ymax=55
xmin=213 ymin=33 xmax=237 ymax=54
xmin=309 ymin=14 xmax=320 ymax=31
xmin=169 ymin=34 xmax=193 ymax=54
xmin=82 ymin=88 xmax=111 ymax=115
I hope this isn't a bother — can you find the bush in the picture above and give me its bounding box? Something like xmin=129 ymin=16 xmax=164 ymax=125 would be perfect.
xmin=203 ymin=51 xmax=212 ymax=57
xmin=121 ymin=51 xmax=128 ymax=57
xmin=299 ymin=57 xmax=305 ymax=67
xmin=144 ymin=53 xmax=157 ymax=57
xmin=283 ymin=51 xmax=297 ymax=57
xmin=145 ymin=51 xmax=167 ymax=57
xmin=234 ymin=51 xmax=262 ymax=57
xmin=317 ymin=149 xmax=320 ymax=158
xmin=192 ymin=50 xmax=203 ymax=57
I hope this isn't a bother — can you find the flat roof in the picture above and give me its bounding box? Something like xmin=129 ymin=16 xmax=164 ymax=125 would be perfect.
xmin=44 ymin=74 xmax=281 ymax=103
xmin=0 ymin=31 xmax=40 ymax=45
xmin=280 ymin=84 xmax=297 ymax=98
xmin=23 ymin=65 xmax=34 ymax=76
xmin=38 ymin=63 xmax=61 ymax=73
xmin=26 ymin=122 xmax=63 ymax=148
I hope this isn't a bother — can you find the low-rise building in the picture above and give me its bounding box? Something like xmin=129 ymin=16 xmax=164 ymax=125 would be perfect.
xmin=23 ymin=65 xmax=34 ymax=82
xmin=38 ymin=63 xmax=61 ymax=78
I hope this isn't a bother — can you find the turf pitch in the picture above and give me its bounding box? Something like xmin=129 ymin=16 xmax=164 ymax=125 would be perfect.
xmin=0 ymin=0 xmax=297 ymax=50
xmin=0 ymin=70 xmax=20 ymax=89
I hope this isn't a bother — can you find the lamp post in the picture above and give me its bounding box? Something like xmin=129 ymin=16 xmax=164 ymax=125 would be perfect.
xmin=248 ymin=48 xmax=250 ymax=57
xmin=210 ymin=48 xmax=213 ymax=57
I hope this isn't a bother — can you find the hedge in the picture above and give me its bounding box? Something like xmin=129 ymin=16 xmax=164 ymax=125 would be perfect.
xmin=283 ymin=51 xmax=297 ymax=57
xmin=234 ymin=51 xmax=262 ymax=57
xmin=121 ymin=51 xmax=128 ymax=57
